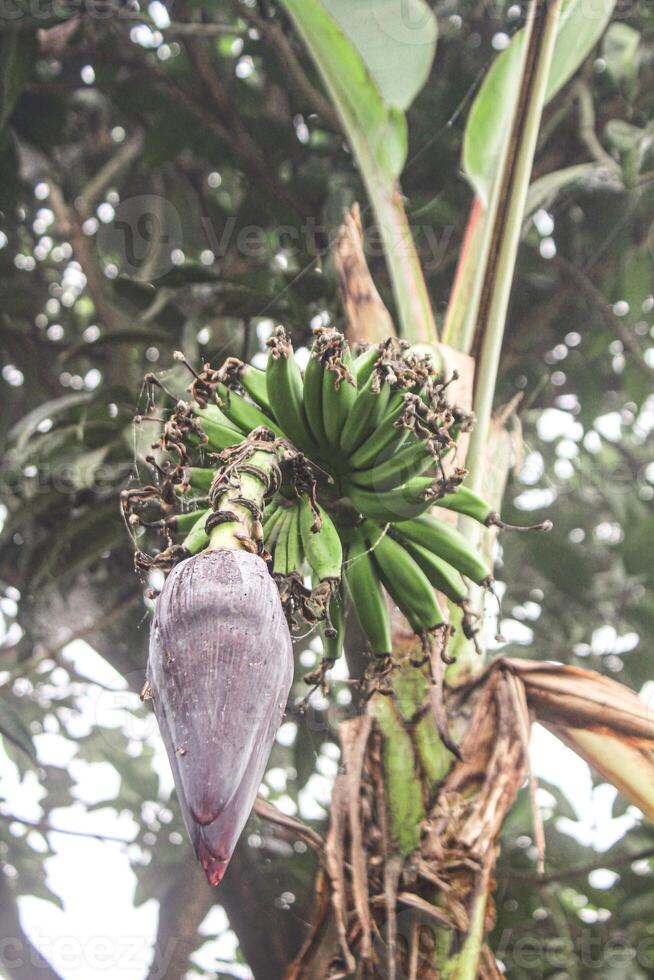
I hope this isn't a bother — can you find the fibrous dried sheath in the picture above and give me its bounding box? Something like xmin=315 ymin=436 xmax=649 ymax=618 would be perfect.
xmin=148 ymin=549 xmax=294 ymax=885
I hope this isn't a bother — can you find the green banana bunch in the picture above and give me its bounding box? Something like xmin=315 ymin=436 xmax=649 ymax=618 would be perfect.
xmin=266 ymin=328 xmax=320 ymax=456
xmin=344 ymin=535 xmax=392 ymax=656
xmin=431 ymin=484 xmax=496 ymax=523
xmin=162 ymin=509 xmax=210 ymax=535
xmin=363 ymin=524 xmax=445 ymax=633
xmin=429 ymin=483 xmax=552 ymax=532
xmin=128 ymin=332 xmax=526 ymax=663
xmin=186 ymin=467 xmax=214 ymax=494
xmin=262 ymin=501 xmax=284 ymax=540
xmin=285 ymin=505 xmax=302 ymax=574
xmin=265 ymin=506 xmax=287 ymax=554
xmin=403 ymin=342 xmax=443 ymax=381
xmin=213 ymin=355 xmax=272 ymax=414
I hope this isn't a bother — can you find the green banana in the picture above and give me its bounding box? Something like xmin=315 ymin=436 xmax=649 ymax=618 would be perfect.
xmin=367 ymin=378 xmax=392 ymax=433
xmin=266 ymin=508 xmax=285 ymax=552
xmin=347 ymin=396 xmax=410 ymax=470
xmin=238 ymin=363 xmax=271 ymax=413
xmin=273 ymin=509 xmax=293 ymax=575
xmin=351 ymin=345 xmax=380 ymax=385
xmin=262 ymin=502 xmax=284 ymax=540
xmin=216 ymin=383 xmax=283 ymax=437
xmin=299 ymin=496 xmax=342 ymax=583
xmin=195 ymin=404 xmax=241 ymax=431
xmin=394 ymin=515 xmax=492 ymax=585
xmin=432 ymin=484 xmax=494 ymax=523
xmin=339 ymin=372 xmax=391 ymax=455
xmin=285 ymin=504 xmax=302 ymax=574
xmin=366 ymin=528 xmax=444 ymax=632
xmin=168 ymin=509 xmax=210 ymax=534
xmin=345 ymin=477 xmax=437 ymax=523
xmin=344 ymin=536 xmax=392 ymax=656
xmin=303 ymin=351 xmax=329 ymax=449
xmin=391 ymin=532 xmax=467 ymax=605
xmin=436 ymin=487 xmax=553 ymax=533
xmin=195 ymin=412 xmax=244 ymax=452
xmin=266 ymin=330 xmax=319 ymax=455
xmin=322 ymin=351 xmax=357 ymax=449
xmin=180 ymin=510 xmax=210 ymax=555
xmin=349 ymin=438 xmax=435 ymax=491
xmin=321 ymin=587 xmax=345 ymax=661
xmin=187 ymin=467 xmax=214 ymax=493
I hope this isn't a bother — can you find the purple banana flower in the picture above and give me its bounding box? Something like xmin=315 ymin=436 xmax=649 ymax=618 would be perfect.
xmin=147 ymin=549 xmax=294 ymax=885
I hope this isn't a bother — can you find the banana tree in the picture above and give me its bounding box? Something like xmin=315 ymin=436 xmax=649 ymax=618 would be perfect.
xmin=116 ymin=2 xmax=654 ymax=977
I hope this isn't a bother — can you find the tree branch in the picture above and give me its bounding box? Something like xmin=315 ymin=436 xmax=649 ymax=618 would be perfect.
xmin=179 ymin=30 xmax=313 ymax=218
xmin=551 ymin=251 xmax=654 ymax=379
xmin=231 ymin=1 xmax=340 ymax=129
xmin=146 ymin=860 xmax=214 ymax=980
xmin=503 ymin=845 xmax=654 ymax=885
xmin=0 ymin=813 xmax=132 ymax=845
xmin=76 ymin=131 xmax=144 ymax=219
xmin=0 ymin=868 xmax=62 ymax=980
xmin=48 ymin=180 xmax=123 ymax=334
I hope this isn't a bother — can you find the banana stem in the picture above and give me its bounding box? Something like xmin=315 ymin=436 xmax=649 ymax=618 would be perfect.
xmin=207 ymin=445 xmax=280 ymax=551
xmin=443 ymin=867 xmax=490 ymax=980
xmin=465 ymin=0 xmax=563 ymax=499
xmin=441 ymin=196 xmax=485 ymax=353
xmin=449 ymin=0 xmax=562 ymax=693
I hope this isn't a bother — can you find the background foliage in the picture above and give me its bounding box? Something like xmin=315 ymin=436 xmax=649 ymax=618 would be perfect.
xmin=1 ymin=1 xmax=654 ymax=977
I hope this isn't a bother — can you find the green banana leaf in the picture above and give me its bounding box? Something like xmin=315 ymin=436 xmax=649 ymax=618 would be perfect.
xmin=279 ymin=0 xmax=436 ymax=181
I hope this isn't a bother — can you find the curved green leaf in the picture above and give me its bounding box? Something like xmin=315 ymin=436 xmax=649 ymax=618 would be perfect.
xmin=281 ymin=0 xmax=436 ymax=180
xmin=322 ymin=0 xmax=437 ymax=112
xmin=280 ymin=0 xmax=439 ymax=342
xmin=280 ymin=0 xmax=403 ymax=178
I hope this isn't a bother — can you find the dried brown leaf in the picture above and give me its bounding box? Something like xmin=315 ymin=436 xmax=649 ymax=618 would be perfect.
xmin=339 ymin=716 xmax=373 ymax=961
xmin=334 ymin=204 xmax=395 ymax=346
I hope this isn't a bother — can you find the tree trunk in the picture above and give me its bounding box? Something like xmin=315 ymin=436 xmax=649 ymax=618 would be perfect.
xmin=286 ymin=649 xmax=530 ymax=979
